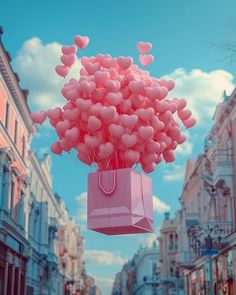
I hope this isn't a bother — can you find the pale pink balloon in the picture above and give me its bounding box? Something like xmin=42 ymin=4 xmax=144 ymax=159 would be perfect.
xmin=74 ymin=35 xmax=89 ymax=49
xmin=60 ymin=138 xmax=72 ymax=152
xmin=77 ymin=152 xmax=92 ymax=165
xmin=76 ymin=98 xmax=92 ymax=112
xmin=108 ymin=124 xmax=125 ymax=137
xmin=51 ymin=142 xmax=62 ymax=155
xmin=176 ymin=98 xmax=187 ymax=110
xmin=65 ymin=127 xmax=80 ymax=142
xmin=138 ymin=126 xmax=154 ymax=141
xmin=63 ymin=102 xmax=75 ymax=110
xmin=99 ymin=106 xmax=116 ymax=123
xmin=117 ymin=56 xmax=133 ymax=70
xmin=61 ymin=45 xmax=77 ymax=55
xmin=55 ymin=120 xmax=71 ymax=135
xmin=55 ymin=65 xmax=70 ymax=78
xmin=146 ymin=140 xmax=161 ymax=153
xmin=178 ymin=109 xmax=192 ymax=121
xmin=163 ymin=150 xmax=175 ymax=163
xmin=88 ymin=115 xmax=102 ymax=132
xmin=151 ymin=116 xmax=165 ymax=131
xmin=121 ymin=133 xmax=138 ymax=147
xmin=139 ymin=54 xmax=154 ymax=67
xmin=154 ymin=101 xmax=169 ymax=114
xmin=101 ymin=57 xmax=117 ymax=69
xmin=84 ymin=62 xmax=101 ymax=75
xmin=120 ymin=100 xmax=132 ymax=113
xmin=124 ymin=149 xmax=140 ymax=163
xmin=31 ymin=111 xmax=47 ymax=124
xmin=141 ymin=153 xmax=158 ymax=164
xmin=145 ymin=86 xmax=162 ymax=101
xmin=120 ymin=114 xmax=138 ymax=129
xmin=94 ymin=71 xmax=110 ymax=85
xmin=61 ymin=54 xmax=76 ymax=67
xmin=128 ymin=80 xmax=145 ymax=94
xmin=93 ymin=88 xmax=106 ymax=102
xmin=177 ymin=134 xmax=187 ymax=144
xmin=106 ymin=92 xmax=123 ymax=106
xmin=168 ymin=127 xmax=181 ymax=141
xmin=78 ymin=81 xmax=96 ymax=94
xmin=98 ymin=142 xmax=114 ymax=159
xmin=105 ymin=80 xmax=121 ymax=92
xmin=137 ymin=108 xmax=155 ymax=121
xmin=84 ymin=134 xmax=100 ymax=148
xmin=63 ymin=108 xmax=80 ymax=121
xmin=47 ymin=107 xmax=62 ymax=120
xmin=137 ymin=41 xmax=152 ymax=54
xmin=142 ymin=162 xmax=156 ymax=173
xmin=183 ymin=117 xmax=196 ymax=129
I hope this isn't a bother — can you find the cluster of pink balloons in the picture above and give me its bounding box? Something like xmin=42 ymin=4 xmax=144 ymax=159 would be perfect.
xmin=31 ymin=35 xmax=196 ymax=173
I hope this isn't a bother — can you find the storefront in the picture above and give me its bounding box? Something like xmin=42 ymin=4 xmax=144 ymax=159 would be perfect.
xmin=0 ymin=240 xmax=27 ymax=295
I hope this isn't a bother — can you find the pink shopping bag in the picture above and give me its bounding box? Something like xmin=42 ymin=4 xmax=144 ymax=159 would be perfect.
xmin=87 ymin=168 xmax=153 ymax=235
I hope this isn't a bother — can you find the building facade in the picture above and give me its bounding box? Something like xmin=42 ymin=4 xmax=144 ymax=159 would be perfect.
xmin=0 ymin=26 xmax=36 ymax=295
xmin=112 ymin=242 xmax=159 ymax=295
xmin=0 ymin=27 xmax=100 ymax=295
xmin=158 ymin=88 xmax=236 ymax=295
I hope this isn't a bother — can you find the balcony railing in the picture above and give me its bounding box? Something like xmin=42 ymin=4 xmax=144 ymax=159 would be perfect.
xmin=177 ymin=251 xmax=196 ymax=269
xmin=169 ymin=244 xmax=178 ymax=252
xmin=185 ymin=212 xmax=200 ymax=227
xmin=203 ymin=221 xmax=233 ymax=237
xmin=208 ymin=148 xmax=233 ymax=176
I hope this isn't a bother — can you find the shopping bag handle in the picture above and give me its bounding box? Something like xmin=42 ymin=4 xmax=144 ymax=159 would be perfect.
xmin=98 ymin=170 xmax=116 ymax=195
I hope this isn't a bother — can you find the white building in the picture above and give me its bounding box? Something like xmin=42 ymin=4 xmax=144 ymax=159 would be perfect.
xmin=133 ymin=241 xmax=160 ymax=295
xmin=26 ymin=152 xmax=84 ymax=295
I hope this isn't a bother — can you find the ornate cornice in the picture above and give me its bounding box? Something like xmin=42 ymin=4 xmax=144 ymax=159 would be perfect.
xmin=0 ymin=42 xmax=37 ymax=135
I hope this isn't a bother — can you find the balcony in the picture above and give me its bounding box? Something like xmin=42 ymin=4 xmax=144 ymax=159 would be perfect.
xmin=204 ymin=221 xmax=233 ymax=236
xmin=49 ymin=217 xmax=58 ymax=232
xmin=48 ymin=251 xmax=58 ymax=268
xmin=169 ymin=244 xmax=178 ymax=252
xmin=0 ymin=208 xmax=25 ymax=237
xmin=185 ymin=212 xmax=200 ymax=227
xmin=177 ymin=251 xmax=196 ymax=269
xmin=208 ymin=148 xmax=233 ymax=181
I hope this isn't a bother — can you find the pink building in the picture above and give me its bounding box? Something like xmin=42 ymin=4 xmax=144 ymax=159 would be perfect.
xmin=0 ymin=27 xmax=36 ymax=294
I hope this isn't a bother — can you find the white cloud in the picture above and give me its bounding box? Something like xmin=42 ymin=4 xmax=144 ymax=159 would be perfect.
xmin=84 ymin=250 xmax=127 ymax=266
xmin=175 ymin=130 xmax=193 ymax=156
xmin=75 ymin=192 xmax=87 ymax=228
xmin=153 ymin=195 xmax=170 ymax=213
xmin=39 ymin=146 xmax=49 ymax=156
xmin=163 ymin=164 xmax=185 ymax=181
xmin=12 ymin=37 xmax=82 ymax=109
xmin=162 ymin=68 xmax=234 ymax=123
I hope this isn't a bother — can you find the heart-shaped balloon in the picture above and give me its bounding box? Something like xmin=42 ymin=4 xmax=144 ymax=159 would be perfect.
xmin=61 ymin=45 xmax=77 ymax=55
xmin=137 ymin=41 xmax=152 ymax=54
xmin=139 ymin=54 xmax=154 ymax=67
xmin=117 ymin=56 xmax=133 ymax=70
xmin=55 ymin=65 xmax=70 ymax=78
xmin=31 ymin=111 xmax=47 ymax=124
xmin=61 ymin=54 xmax=76 ymax=67
xmin=74 ymin=35 xmax=90 ymax=49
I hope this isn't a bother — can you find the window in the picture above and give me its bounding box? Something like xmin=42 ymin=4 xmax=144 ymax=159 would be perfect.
xmin=14 ymin=120 xmax=18 ymax=144
xmin=22 ymin=136 xmax=26 ymax=159
xmin=1 ymin=166 xmax=9 ymax=209
xmin=9 ymin=181 xmax=15 ymax=215
xmin=5 ymin=102 xmax=9 ymax=130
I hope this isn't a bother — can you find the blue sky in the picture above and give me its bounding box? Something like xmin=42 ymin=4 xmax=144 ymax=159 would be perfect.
xmin=1 ymin=1 xmax=236 ymax=294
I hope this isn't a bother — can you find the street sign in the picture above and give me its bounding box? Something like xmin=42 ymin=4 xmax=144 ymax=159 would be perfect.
xmin=201 ymin=249 xmax=219 ymax=256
